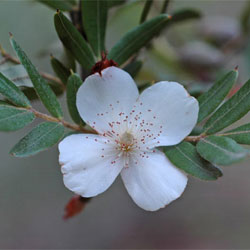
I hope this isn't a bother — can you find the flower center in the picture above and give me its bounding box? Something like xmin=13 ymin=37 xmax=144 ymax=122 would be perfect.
xmin=119 ymin=132 xmax=135 ymax=152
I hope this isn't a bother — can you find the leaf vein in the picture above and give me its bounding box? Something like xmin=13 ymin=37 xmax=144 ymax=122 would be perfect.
xmin=201 ymin=138 xmax=245 ymax=158
xmin=114 ymin=18 xmax=167 ymax=63
xmin=205 ymin=85 xmax=250 ymax=132
xmin=58 ymin=14 xmax=93 ymax=65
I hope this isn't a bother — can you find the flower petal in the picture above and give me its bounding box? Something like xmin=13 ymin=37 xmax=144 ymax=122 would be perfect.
xmin=59 ymin=134 xmax=123 ymax=197
xmin=121 ymin=150 xmax=187 ymax=211
xmin=76 ymin=67 xmax=139 ymax=134
xmin=132 ymin=81 xmax=198 ymax=147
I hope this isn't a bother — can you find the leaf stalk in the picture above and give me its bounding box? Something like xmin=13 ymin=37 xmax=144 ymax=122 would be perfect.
xmin=26 ymin=107 xmax=96 ymax=134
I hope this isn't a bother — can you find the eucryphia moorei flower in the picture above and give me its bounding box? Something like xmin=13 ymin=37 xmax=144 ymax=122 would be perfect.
xmin=59 ymin=66 xmax=199 ymax=211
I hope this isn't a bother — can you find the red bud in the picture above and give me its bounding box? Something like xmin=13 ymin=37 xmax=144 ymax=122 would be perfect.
xmin=91 ymin=51 xmax=118 ymax=76
xmin=63 ymin=195 xmax=90 ymax=220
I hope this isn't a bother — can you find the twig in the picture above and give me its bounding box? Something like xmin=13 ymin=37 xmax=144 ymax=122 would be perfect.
xmin=27 ymin=107 xmax=97 ymax=134
xmin=184 ymin=134 xmax=206 ymax=142
xmin=0 ymin=45 xmax=64 ymax=88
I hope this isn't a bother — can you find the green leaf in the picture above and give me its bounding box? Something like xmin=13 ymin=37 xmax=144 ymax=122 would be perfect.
xmin=0 ymin=72 xmax=31 ymax=107
xmin=219 ymin=123 xmax=250 ymax=145
xmin=64 ymin=47 xmax=76 ymax=72
xmin=108 ymin=14 xmax=171 ymax=65
xmin=164 ymin=142 xmax=222 ymax=180
xmin=50 ymin=56 xmax=71 ymax=85
xmin=170 ymin=9 xmax=201 ymax=24
xmin=81 ymin=0 xmax=108 ymax=57
xmin=241 ymin=1 xmax=250 ymax=33
xmin=54 ymin=10 xmax=95 ymax=70
xmin=1 ymin=65 xmax=33 ymax=87
xmin=196 ymin=135 xmax=247 ymax=165
xmin=161 ymin=0 xmax=170 ymax=13
xmin=67 ymin=73 xmax=84 ymax=125
xmin=140 ymin=0 xmax=153 ymax=24
xmin=198 ymin=69 xmax=238 ymax=123
xmin=37 ymin=0 xmax=75 ymax=11
xmin=204 ymin=78 xmax=250 ymax=134
xmin=123 ymin=60 xmax=143 ymax=77
xmin=10 ymin=122 xmax=64 ymax=157
xmin=108 ymin=0 xmax=125 ymax=8
xmin=22 ymin=81 xmax=64 ymax=101
xmin=10 ymin=37 xmax=63 ymax=118
xmin=0 ymin=103 xmax=35 ymax=131
xmin=68 ymin=0 xmax=77 ymax=5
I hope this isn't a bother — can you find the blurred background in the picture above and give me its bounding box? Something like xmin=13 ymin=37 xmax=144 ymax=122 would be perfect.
xmin=0 ymin=0 xmax=250 ymax=249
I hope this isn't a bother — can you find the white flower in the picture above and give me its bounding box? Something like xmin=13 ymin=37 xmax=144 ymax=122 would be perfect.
xmin=59 ymin=67 xmax=199 ymax=211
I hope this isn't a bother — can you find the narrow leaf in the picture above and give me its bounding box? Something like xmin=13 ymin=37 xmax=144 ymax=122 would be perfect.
xmin=170 ymin=9 xmax=201 ymax=24
xmin=219 ymin=123 xmax=250 ymax=145
xmin=22 ymin=81 xmax=64 ymax=101
xmin=67 ymin=73 xmax=84 ymax=125
xmin=197 ymin=135 xmax=247 ymax=165
xmin=108 ymin=14 xmax=171 ymax=65
xmin=81 ymin=0 xmax=108 ymax=57
xmin=64 ymin=47 xmax=76 ymax=72
xmin=161 ymin=0 xmax=170 ymax=14
xmin=140 ymin=0 xmax=153 ymax=24
xmin=108 ymin=0 xmax=125 ymax=8
xmin=54 ymin=10 xmax=95 ymax=70
xmin=123 ymin=60 xmax=143 ymax=77
xmin=0 ymin=72 xmax=31 ymax=107
xmin=51 ymin=56 xmax=71 ymax=85
xmin=10 ymin=37 xmax=63 ymax=118
xmin=0 ymin=103 xmax=35 ymax=131
xmin=241 ymin=1 xmax=250 ymax=33
xmin=10 ymin=122 xmax=64 ymax=157
xmin=198 ymin=69 xmax=238 ymax=123
xmin=164 ymin=142 xmax=222 ymax=180
xmin=204 ymin=79 xmax=250 ymax=134
xmin=68 ymin=0 xmax=77 ymax=5
xmin=37 ymin=0 xmax=75 ymax=11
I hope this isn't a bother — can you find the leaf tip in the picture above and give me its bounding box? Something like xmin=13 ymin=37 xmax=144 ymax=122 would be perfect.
xmin=56 ymin=9 xmax=60 ymax=14
xmin=70 ymin=69 xmax=74 ymax=75
xmin=234 ymin=65 xmax=239 ymax=71
xmin=9 ymin=150 xmax=15 ymax=156
xmin=9 ymin=32 xmax=13 ymax=38
xmin=162 ymin=13 xmax=172 ymax=20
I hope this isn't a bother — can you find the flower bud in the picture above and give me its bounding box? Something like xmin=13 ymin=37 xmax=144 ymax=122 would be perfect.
xmin=63 ymin=195 xmax=91 ymax=220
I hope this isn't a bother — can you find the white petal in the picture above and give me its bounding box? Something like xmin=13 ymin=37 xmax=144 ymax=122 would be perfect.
xmin=76 ymin=67 xmax=139 ymax=134
xmin=132 ymin=81 xmax=198 ymax=147
xmin=59 ymin=134 xmax=123 ymax=197
xmin=121 ymin=150 xmax=187 ymax=211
